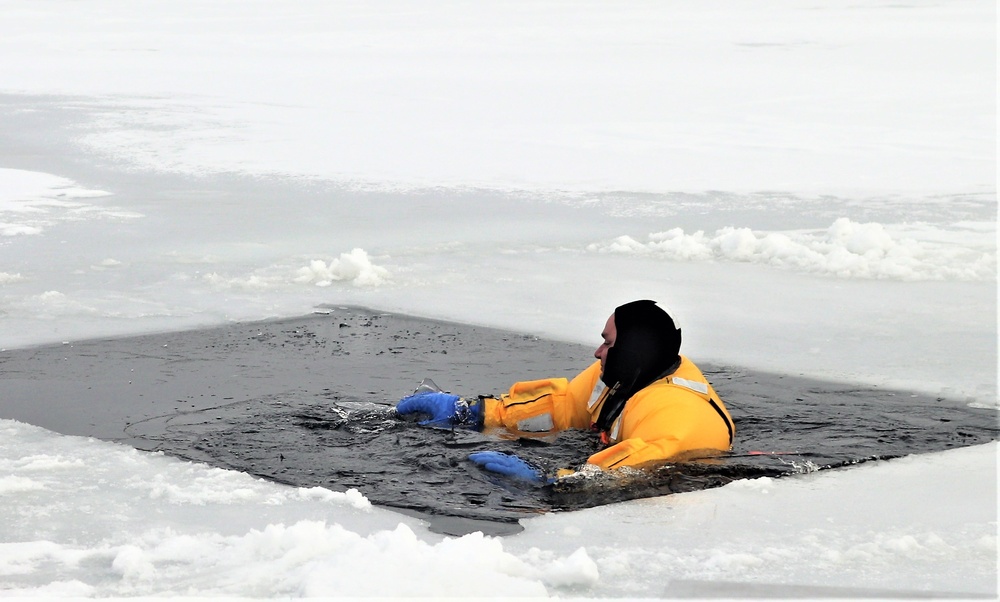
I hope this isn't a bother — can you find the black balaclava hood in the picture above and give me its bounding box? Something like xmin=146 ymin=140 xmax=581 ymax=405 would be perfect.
xmin=594 ymin=300 xmax=682 ymax=431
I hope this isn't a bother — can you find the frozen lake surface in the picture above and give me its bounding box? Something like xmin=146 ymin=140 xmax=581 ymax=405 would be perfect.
xmin=0 ymin=0 xmax=995 ymax=597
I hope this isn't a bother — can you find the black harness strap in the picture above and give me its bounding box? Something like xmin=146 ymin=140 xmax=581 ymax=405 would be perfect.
xmin=707 ymin=397 xmax=734 ymax=445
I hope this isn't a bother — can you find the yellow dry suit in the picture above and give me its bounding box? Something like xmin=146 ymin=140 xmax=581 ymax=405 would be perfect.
xmin=480 ymin=357 xmax=734 ymax=470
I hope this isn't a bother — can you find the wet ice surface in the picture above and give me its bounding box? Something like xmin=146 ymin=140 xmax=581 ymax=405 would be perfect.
xmin=3 ymin=307 xmax=994 ymax=537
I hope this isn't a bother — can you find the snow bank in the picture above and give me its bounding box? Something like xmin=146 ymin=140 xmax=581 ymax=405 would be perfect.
xmin=2 ymin=417 xmax=994 ymax=597
xmin=198 ymin=248 xmax=391 ymax=291
xmin=294 ymin=249 xmax=391 ymax=287
xmin=511 ymin=442 xmax=999 ymax=597
xmin=0 ymin=419 xmax=598 ymax=597
xmin=0 ymin=168 xmax=123 ymax=238
xmin=0 ymin=169 xmax=110 ymax=210
xmin=587 ymin=217 xmax=996 ymax=281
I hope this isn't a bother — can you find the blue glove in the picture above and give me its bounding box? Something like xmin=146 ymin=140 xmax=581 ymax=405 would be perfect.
xmin=395 ymin=392 xmax=461 ymax=426
xmin=469 ymin=451 xmax=549 ymax=483
xmin=395 ymin=392 xmax=484 ymax=428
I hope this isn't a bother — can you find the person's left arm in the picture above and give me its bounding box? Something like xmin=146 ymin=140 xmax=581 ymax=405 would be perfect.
xmin=585 ymin=392 xmax=731 ymax=470
xmin=585 ymin=435 xmax=685 ymax=470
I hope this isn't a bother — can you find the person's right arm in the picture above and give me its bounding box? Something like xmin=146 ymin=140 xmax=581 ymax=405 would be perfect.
xmin=480 ymin=361 xmax=602 ymax=435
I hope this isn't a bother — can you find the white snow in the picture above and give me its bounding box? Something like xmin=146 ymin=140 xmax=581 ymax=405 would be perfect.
xmin=2 ymin=419 xmax=994 ymax=597
xmin=587 ymin=217 xmax=996 ymax=281
xmin=0 ymin=419 xmax=597 ymax=597
xmin=515 ymin=442 xmax=998 ymax=597
xmin=293 ymin=249 xmax=392 ymax=288
xmin=0 ymin=0 xmax=995 ymax=597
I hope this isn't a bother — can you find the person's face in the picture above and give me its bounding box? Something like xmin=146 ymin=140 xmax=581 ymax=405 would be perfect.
xmin=594 ymin=313 xmax=616 ymax=372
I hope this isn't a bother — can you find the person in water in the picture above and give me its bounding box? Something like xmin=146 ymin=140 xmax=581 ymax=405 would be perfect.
xmin=394 ymin=300 xmax=735 ymax=482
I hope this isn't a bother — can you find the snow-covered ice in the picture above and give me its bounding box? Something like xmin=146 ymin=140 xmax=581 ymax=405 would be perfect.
xmin=2 ymin=419 xmax=995 ymax=597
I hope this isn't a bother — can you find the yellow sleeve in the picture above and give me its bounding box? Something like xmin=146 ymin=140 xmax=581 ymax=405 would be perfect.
xmin=586 ymin=436 xmax=684 ymax=470
xmin=482 ymin=361 xmax=601 ymax=435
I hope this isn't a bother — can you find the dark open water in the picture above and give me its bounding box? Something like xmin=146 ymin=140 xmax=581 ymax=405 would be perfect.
xmin=145 ymin=376 xmax=997 ymax=536
xmin=1 ymin=307 xmax=996 ymax=536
